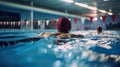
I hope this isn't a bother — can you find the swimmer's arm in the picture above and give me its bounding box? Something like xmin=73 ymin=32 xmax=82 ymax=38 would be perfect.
xmin=38 ymin=32 xmax=60 ymax=37
xmin=38 ymin=33 xmax=52 ymax=37
xmin=70 ymin=34 xmax=84 ymax=38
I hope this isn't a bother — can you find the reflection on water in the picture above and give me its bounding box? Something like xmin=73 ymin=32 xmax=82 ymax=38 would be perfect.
xmin=0 ymin=30 xmax=120 ymax=67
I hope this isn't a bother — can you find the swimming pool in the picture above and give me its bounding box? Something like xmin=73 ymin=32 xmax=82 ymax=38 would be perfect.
xmin=0 ymin=30 xmax=120 ymax=67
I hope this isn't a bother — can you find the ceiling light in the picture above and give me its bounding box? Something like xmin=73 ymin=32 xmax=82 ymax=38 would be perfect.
xmin=103 ymin=0 xmax=109 ymax=1
xmin=98 ymin=9 xmax=107 ymax=13
xmin=108 ymin=12 xmax=113 ymax=15
xmin=75 ymin=2 xmax=88 ymax=7
xmin=62 ymin=0 xmax=74 ymax=3
xmin=98 ymin=9 xmax=113 ymax=15
xmin=109 ymin=9 xmax=112 ymax=12
xmin=75 ymin=2 xmax=97 ymax=10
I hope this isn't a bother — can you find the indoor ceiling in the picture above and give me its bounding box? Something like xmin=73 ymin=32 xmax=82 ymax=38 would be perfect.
xmin=0 ymin=0 xmax=120 ymax=17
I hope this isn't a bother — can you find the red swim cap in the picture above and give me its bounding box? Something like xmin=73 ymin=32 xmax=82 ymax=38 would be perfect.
xmin=57 ymin=17 xmax=71 ymax=33
xmin=97 ymin=26 xmax=102 ymax=33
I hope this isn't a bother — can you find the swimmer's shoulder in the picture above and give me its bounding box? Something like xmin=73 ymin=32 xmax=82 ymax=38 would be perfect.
xmin=56 ymin=33 xmax=84 ymax=38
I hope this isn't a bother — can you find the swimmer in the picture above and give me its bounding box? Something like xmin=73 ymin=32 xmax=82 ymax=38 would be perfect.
xmin=96 ymin=26 xmax=113 ymax=35
xmin=97 ymin=26 xmax=102 ymax=34
xmin=38 ymin=17 xmax=84 ymax=39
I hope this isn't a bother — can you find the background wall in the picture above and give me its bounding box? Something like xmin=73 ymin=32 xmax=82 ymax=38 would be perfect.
xmin=0 ymin=5 xmax=120 ymax=30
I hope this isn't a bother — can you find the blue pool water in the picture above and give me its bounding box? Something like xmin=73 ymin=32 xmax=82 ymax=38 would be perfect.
xmin=0 ymin=30 xmax=120 ymax=67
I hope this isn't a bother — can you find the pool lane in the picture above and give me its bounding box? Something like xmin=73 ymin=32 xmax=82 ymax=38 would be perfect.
xmin=0 ymin=30 xmax=120 ymax=67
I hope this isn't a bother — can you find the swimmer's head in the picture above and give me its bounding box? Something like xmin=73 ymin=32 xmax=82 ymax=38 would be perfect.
xmin=97 ymin=26 xmax=102 ymax=34
xmin=57 ymin=17 xmax=71 ymax=33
